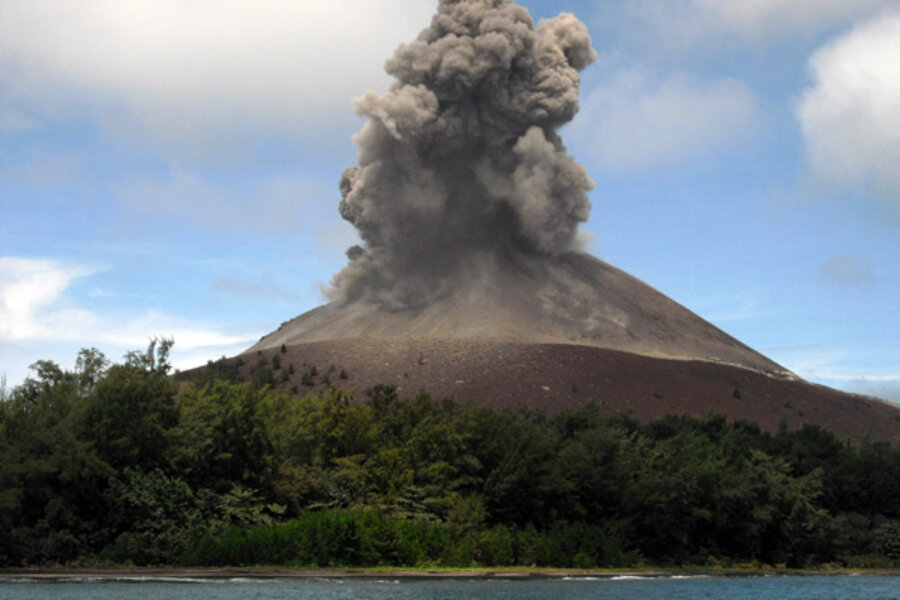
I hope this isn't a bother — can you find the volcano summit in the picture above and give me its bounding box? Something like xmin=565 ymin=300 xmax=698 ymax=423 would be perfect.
xmin=250 ymin=251 xmax=786 ymax=378
xmin=242 ymin=0 xmax=900 ymax=440
xmin=250 ymin=0 xmax=781 ymax=376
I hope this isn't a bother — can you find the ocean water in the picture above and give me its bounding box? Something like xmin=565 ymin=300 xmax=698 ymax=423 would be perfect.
xmin=1 ymin=575 xmax=898 ymax=600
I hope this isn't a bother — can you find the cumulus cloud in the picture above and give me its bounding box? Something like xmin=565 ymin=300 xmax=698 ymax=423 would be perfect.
xmin=0 ymin=257 xmax=97 ymax=342
xmin=796 ymin=12 xmax=900 ymax=201
xmin=0 ymin=0 xmax=434 ymax=157
xmin=0 ymin=257 xmax=254 ymax=385
xmin=577 ymin=70 xmax=761 ymax=170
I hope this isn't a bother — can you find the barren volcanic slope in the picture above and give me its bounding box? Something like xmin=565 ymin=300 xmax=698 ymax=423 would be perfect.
xmin=249 ymin=251 xmax=785 ymax=377
xmin=234 ymin=0 xmax=900 ymax=441
xmin=244 ymin=252 xmax=900 ymax=443
xmin=240 ymin=338 xmax=900 ymax=443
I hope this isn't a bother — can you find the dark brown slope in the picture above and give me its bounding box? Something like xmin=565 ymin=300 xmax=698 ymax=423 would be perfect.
xmin=247 ymin=252 xmax=789 ymax=377
xmin=237 ymin=250 xmax=899 ymax=441
xmin=239 ymin=338 xmax=900 ymax=443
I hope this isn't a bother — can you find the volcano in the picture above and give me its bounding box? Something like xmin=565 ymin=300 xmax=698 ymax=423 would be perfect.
xmin=248 ymin=251 xmax=784 ymax=377
xmin=242 ymin=250 xmax=900 ymax=442
xmin=231 ymin=0 xmax=900 ymax=441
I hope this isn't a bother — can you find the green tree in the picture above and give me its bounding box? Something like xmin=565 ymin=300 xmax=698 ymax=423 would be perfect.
xmin=171 ymin=381 xmax=272 ymax=494
xmin=103 ymin=467 xmax=203 ymax=565
xmin=0 ymin=359 xmax=111 ymax=564
xmin=81 ymin=362 xmax=177 ymax=471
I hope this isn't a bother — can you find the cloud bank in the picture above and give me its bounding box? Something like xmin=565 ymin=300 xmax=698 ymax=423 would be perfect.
xmin=0 ymin=257 xmax=253 ymax=385
xmin=0 ymin=0 xmax=435 ymax=157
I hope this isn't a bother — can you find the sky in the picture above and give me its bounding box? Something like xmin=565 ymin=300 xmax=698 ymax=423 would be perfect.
xmin=1 ymin=0 xmax=899 ymax=403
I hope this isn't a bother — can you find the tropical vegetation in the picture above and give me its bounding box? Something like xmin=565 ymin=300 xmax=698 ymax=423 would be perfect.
xmin=2 ymin=341 xmax=900 ymax=568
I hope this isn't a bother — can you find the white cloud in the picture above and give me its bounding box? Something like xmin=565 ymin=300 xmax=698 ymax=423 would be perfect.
xmin=0 ymin=257 xmax=255 ymax=385
xmin=815 ymin=376 xmax=900 ymax=405
xmin=0 ymin=257 xmax=97 ymax=341
xmin=0 ymin=0 xmax=434 ymax=158
xmin=768 ymin=344 xmax=900 ymax=403
xmin=796 ymin=12 xmax=900 ymax=200
xmin=577 ymin=71 xmax=761 ymax=170
xmin=846 ymin=380 xmax=900 ymax=404
xmin=89 ymin=310 xmax=251 ymax=351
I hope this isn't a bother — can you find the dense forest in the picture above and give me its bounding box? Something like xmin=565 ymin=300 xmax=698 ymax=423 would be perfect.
xmin=2 ymin=340 xmax=900 ymax=569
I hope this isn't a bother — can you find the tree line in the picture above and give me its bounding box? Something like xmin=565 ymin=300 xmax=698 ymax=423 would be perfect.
xmin=1 ymin=341 xmax=900 ymax=568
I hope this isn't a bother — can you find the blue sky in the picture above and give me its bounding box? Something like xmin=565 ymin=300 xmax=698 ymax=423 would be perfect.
xmin=1 ymin=0 xmax=899 ymax=403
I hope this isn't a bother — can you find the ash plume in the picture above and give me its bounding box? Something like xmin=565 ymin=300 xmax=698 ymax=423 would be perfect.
xmin=331 ymin=0 xmax=597 ymax=309
xmin=251 ymin=1 xmax=791 ymax=385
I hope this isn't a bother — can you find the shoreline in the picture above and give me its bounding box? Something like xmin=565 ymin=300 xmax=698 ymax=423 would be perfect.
xmin=4 ymin=566 xmax=900 ymax=581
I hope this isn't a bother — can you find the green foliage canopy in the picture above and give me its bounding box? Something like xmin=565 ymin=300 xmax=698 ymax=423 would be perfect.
xmin=2 ymin=343 xmax=900 ymax=568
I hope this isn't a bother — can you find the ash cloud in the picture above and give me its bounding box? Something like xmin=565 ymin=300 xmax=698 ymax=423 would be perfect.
xmin=332 ymin=0 xmax=596 ymax=308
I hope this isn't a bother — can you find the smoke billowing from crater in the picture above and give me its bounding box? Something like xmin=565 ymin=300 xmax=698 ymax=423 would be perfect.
xmin=252 ymin=0 xmax=791 ymax=380
xmin=331 ymin=0 xmax=597 ymax=309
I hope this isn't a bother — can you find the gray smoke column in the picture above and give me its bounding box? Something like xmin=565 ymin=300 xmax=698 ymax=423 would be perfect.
xmin=331 ymin=0 xmax=596 ymax=308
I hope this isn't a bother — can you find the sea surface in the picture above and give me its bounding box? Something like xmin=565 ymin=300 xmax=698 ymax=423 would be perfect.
xmin=1 ymin=575 xmax=899 ymax=600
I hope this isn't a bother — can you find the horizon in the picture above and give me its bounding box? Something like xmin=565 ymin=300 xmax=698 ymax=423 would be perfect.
xmin=2 ymin=0 xmax=898 ymax=403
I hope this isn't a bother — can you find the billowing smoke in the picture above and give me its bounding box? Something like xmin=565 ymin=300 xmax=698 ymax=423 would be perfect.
xmin=331 ymin=0 xmax=596 ymax=309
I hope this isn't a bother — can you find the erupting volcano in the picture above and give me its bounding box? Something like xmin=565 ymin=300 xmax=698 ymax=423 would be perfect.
xmin=240 ymin=0 xmax=900 ymax=441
